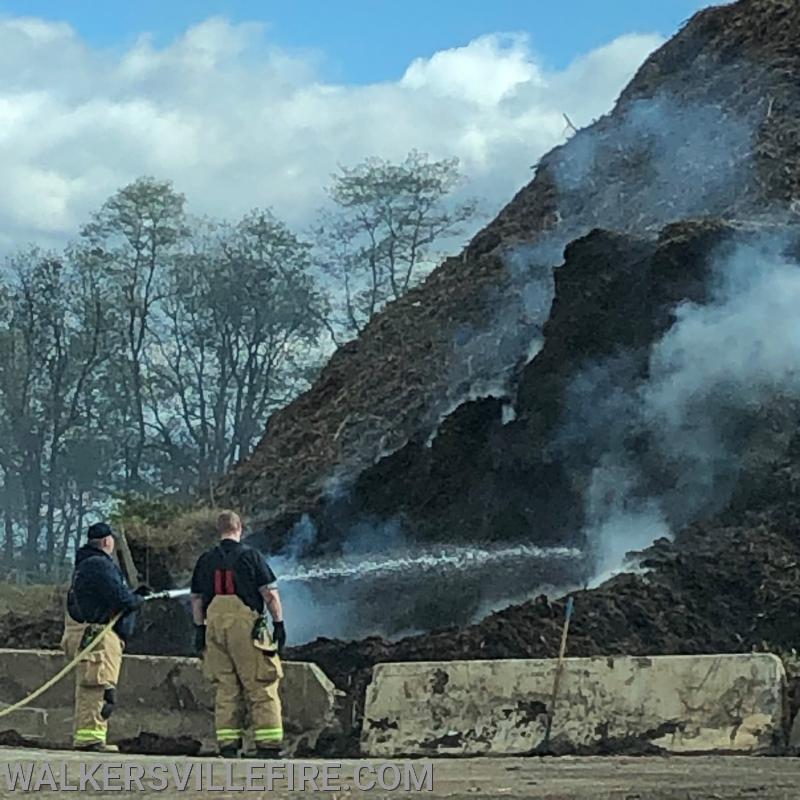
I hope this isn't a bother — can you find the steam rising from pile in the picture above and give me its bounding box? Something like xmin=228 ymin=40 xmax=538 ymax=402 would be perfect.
xmin=571 ymin=236 xmax=800 ymax=579
xmin=412 ymin=94 xmax=790 ymax=594
xmin=553 ymin=95 xmax=757 ymax=227
xmin=264 ymin=92 xmax=798 ymax=643
xmin=495 ymin=93 xmax=789 ymax=582
xmin=439 ymin=94 xmax=760 ymax=445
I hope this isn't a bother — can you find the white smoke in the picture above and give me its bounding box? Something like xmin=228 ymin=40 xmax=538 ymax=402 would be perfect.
xmin=577 ymin=234 xmax=800 ymax=581
xmin=421 ymin=231 xmax=564 ymax=450
xmin=479 ymin=91 xmax=761 ymax=427
xmin=645 ymin=243 xmax=800 ymax=423
xmin=509 ymin=88 xmax=782 ymax=583
xmin=585 ymin=460 xmax=671 ymax=583
xmin=551 ymin=93 xmax=758 ymax=228
xmin=298 ymin=93 xmax=760 ymax=514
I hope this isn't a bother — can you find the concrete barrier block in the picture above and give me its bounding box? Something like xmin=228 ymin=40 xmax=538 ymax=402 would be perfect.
xmin=361 ymin=654 xmax=786 ymax=757
xmin=0 ymin=649 xmax=343 ymax=753
xmin=0 ymin=705 xmax=48 ymax=741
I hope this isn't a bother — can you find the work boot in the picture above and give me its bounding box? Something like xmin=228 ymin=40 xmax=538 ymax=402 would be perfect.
xmin=252 ymin=744 xmax=283 ymax=759
xmin=76 ymin=742 xmax=120 ymax=753
xmin=218 ymin=742 xmax=241 ymax=759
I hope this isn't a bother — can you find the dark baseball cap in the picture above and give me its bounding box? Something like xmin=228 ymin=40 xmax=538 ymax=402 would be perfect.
xmin=87 ymin=522 xmax=115 ymax=540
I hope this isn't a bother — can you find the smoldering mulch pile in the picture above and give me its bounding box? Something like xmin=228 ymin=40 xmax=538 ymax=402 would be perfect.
xmin=211 ymin=0 xmax=800 ymax=555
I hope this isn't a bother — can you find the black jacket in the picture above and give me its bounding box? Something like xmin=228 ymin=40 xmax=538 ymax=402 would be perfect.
xmin=67 ymin=545 xmax=143 ymax=642
xmin=191 ymin=540 xmax=277 ymax=615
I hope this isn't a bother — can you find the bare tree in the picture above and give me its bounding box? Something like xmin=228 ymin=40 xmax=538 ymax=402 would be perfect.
xmin=81 ymin=177 xmax=187 ymax=490
xmin=148 ymin=211 xmax=325 ymax=493
xmin=0 ymin=251 xmax=108 ymax=572
xmin=317 ymin=150 xmax=478 ymax=338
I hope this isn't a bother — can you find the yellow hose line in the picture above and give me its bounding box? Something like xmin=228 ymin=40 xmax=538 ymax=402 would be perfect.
xmin=0 ymin=612 xmax=122 ymax=720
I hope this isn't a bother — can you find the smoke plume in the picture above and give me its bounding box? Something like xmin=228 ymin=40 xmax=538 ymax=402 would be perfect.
xmin=569 ymin=233 xmax=800 ymax=580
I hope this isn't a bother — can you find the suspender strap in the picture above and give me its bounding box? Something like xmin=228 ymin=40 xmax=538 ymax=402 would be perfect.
xmin=212 ymin=545 xmax=241 ymax=597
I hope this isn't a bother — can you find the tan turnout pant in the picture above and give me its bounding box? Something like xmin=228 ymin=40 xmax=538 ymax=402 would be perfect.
xmin=204 ymin=595 xmax=283 ymax=749
xmin=61 ymin=613 xmax=123 ymax=748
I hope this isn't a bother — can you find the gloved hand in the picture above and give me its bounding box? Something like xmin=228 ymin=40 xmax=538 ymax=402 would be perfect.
xmin=133 ymin=584 xmax=153 ymax=597
xmin=194 ymin=624 xmax=206 ymax=656
xmin=272 ymin=621 xmax=286 ymax=656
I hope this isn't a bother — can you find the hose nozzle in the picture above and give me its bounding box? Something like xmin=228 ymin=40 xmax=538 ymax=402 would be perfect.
xmin=144 ymin=588 xmax=192 ymax=602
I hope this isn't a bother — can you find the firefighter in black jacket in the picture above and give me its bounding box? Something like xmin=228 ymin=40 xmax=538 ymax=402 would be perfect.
xmin=61 ymin=522 xmax=150 ymax=751
xmin=190 ymin=510 xmax=286 ymax=757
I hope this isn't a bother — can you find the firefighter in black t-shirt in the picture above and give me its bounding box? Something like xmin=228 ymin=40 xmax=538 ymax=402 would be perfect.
xmin=190 ymin=510 xmax=287 ymax=757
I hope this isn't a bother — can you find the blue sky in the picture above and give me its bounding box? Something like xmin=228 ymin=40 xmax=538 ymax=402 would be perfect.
xmin=1 ymin=0 xmax=709 ymax=81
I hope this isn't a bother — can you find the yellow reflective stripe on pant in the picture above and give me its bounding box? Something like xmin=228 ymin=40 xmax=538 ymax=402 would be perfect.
xmin=254 ymin=727 xmax=283 ymax=742
xmin=75 ymin=728 xmax=107 ymax=743
xmin=216 ymin=728 xmax=243 ymax=742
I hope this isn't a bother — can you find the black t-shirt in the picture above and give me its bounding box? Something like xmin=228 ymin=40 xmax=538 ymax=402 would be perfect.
xmin=190 ymin=539 xmax=277 ymax=614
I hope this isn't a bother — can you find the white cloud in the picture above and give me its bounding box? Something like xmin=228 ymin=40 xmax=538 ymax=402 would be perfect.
xmin=0 ymin=16 xmax=664 ymax=251
xmin=401 ymin=33 xmax=542 ymax=106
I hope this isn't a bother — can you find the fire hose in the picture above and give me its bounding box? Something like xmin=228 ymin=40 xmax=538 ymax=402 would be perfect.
xmin=0 ymin=589 xmax=190 ymax=720
xmin=0 ymin=612 xmax=123 ymax=720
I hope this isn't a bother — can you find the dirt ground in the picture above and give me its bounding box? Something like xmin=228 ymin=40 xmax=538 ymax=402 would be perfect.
xmin=0 ymin=749 xmax=799 ymax=799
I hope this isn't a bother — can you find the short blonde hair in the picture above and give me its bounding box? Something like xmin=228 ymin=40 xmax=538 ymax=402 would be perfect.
xmin=217 ymin=510 xmax=242 ymax=535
